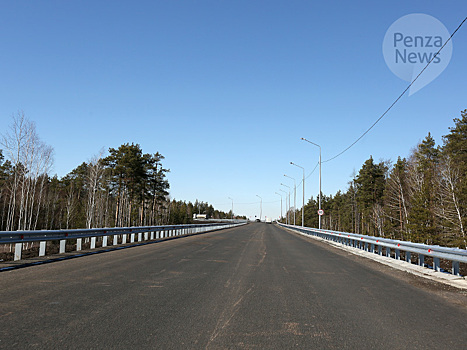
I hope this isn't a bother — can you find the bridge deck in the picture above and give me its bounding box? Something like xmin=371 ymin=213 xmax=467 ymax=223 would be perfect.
xmin=1 ymin=223 xmax=466 ymax=349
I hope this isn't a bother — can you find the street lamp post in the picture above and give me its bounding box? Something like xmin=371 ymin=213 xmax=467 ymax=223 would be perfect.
xmin=279 ymin=189 xmax=288 ymax=224
xmin=284 ymin=175 xmax=296 ymax=225
xmin=301 ymin=138 xmax=322 ymax=229
xmin=280 ymin=183 xmax=291 ymax=225
xmin=290 ymin=162 xmax=305 ymax=227
xmin=228 ymin=197 xmax=233 ymax=220
xmin=256 ymin=195 xmax=262 ymax=221
xmin=274 ymin=192 xmax=282 ymax=222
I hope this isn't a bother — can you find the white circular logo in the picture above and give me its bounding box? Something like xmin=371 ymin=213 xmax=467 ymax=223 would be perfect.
xmin=382 ymin=13 xmax=452 ymax=95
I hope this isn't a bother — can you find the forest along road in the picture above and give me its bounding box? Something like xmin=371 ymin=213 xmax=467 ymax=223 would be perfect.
xmin=1 ymin=223 xmax=467 ymax=349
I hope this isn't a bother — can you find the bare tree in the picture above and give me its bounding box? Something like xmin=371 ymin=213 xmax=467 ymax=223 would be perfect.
xmin=372 ymin=203 xmax=385 ymax=237
xmin=1 ymin=111 xmax=53 ymax=231
xmin=65 ymin=181 xmax=76 ymax=229
xmin=85 ymin=150 xmax=105 ymax=229
xmin=384 ymin=160 xmax=411 ymax=240
xmin=435 ymin=154 xmax=466 ymax=247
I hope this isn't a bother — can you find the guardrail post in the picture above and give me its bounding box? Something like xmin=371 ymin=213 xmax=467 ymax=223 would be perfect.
xmin=14 ymin=243 xmax=22 ymax=261
xmin=452 ymin=261 xmax=460 ymax=276
xmin=130 ymin=233 xmax=135 ymax=243
xmin=395 ymin=249 xmax=400 ymax=260
xmin=113 ymin=235 xmax=118 ymax=245
xmin=405 ymin=251 xmax=411 ymax=263
xmin=433 ymin=257 xmax=441 ymax=272
xmin=77 ymin=238 xmax=82 ymax=251
xmin=59 ymin=239 xmax=66 ymax=253
xmin=385 ymin=247 xmax=391 ymax=257
xmin=102 ymin=236 xmax=108 ymax=247
xmin=370 ymin=243 xmax=374 ymax=253
xmin=122 ymin=234 xmax=127 ymax=244
xmin=150 ymin=232 xmax=154 ymax=240
xmin=138 ymin=232 xmax=142 ymax=242
xmin=378 ymin=245 xmax=382 ymax=255
xmin=418 ymin=254 xmax=425 ymax=267
xmin=91 ymin=237 xmax=96 ymax=249
xmin=39 ymin=241 xmax=46 ymax=256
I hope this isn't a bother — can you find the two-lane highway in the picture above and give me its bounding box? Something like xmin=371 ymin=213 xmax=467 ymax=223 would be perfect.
xmin=1 ymin=223 xmax=466 ymax=349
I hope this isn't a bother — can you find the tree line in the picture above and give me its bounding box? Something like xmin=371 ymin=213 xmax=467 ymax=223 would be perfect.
xmin=0 ymin=112 xmax=232 ymax=231
xmin=287 ymin=109 xmax=467 ymax=248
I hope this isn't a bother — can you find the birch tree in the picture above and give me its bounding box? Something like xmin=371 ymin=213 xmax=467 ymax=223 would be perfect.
xmin=435 ymin=155 xmax=465 ymax=247
xmin=1 ymin=111 xmax=53 ymax=231
xmin=85 ymin=151 xmax=105 ymax=229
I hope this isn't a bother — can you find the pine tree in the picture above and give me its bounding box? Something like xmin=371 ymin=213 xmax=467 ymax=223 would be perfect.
xmin=354 ymin=156 xmax=387 ymax=235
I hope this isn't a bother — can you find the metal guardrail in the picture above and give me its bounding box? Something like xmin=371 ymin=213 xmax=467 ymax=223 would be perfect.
xmin=278 ymin=223 xmax=467 ymax=276
xmin=1 ymin=222 xmax=247 ymax=261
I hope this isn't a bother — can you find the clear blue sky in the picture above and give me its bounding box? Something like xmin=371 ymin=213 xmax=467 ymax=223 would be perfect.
xmin=1 ymin=1 xmax=466 ymax=220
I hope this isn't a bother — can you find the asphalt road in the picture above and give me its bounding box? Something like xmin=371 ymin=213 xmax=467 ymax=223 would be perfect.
xmin=1 ymin=223 xmax=466 ymax=349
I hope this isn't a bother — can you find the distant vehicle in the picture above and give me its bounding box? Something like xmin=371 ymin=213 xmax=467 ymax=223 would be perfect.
xmin=193 ymin=214 xmax=207 ymax=219
xmin=255 ymin=219 xmax=261 ymax=222
xmin=265 ymin=217 xmax=272 ymax=224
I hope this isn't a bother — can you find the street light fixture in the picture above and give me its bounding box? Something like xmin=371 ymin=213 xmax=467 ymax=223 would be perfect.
xmin=280 ymin=183 xmax=291 ymax=225
xmin=256 ymin=195 xmax=262 ymax=221
xmin=284 ymin=174 xmax=296 ymax=225
xmin=274 ymin=192 xmax=283 ymax=222
xmin=301 ymin=137 xmax=322 ymax=229
xmin=228 ymin=197 xmax=233 ymax=220
xmin=290 ymin=162 xmax=305 ymax=227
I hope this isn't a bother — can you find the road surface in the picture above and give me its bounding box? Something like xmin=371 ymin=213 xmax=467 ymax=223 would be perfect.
xmin=1 ymin=223 xmax=466 ymax=349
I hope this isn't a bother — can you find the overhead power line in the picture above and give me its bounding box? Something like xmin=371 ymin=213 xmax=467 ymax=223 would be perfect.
xmin=295 ymin=161 xmax=319 ymax=190
xmin=323 ymin=16 xmax=467 ymax=163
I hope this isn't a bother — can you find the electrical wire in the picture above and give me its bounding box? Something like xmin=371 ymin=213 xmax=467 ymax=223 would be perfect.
xmin=322 ymin=16 xmax=467 ymax=163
